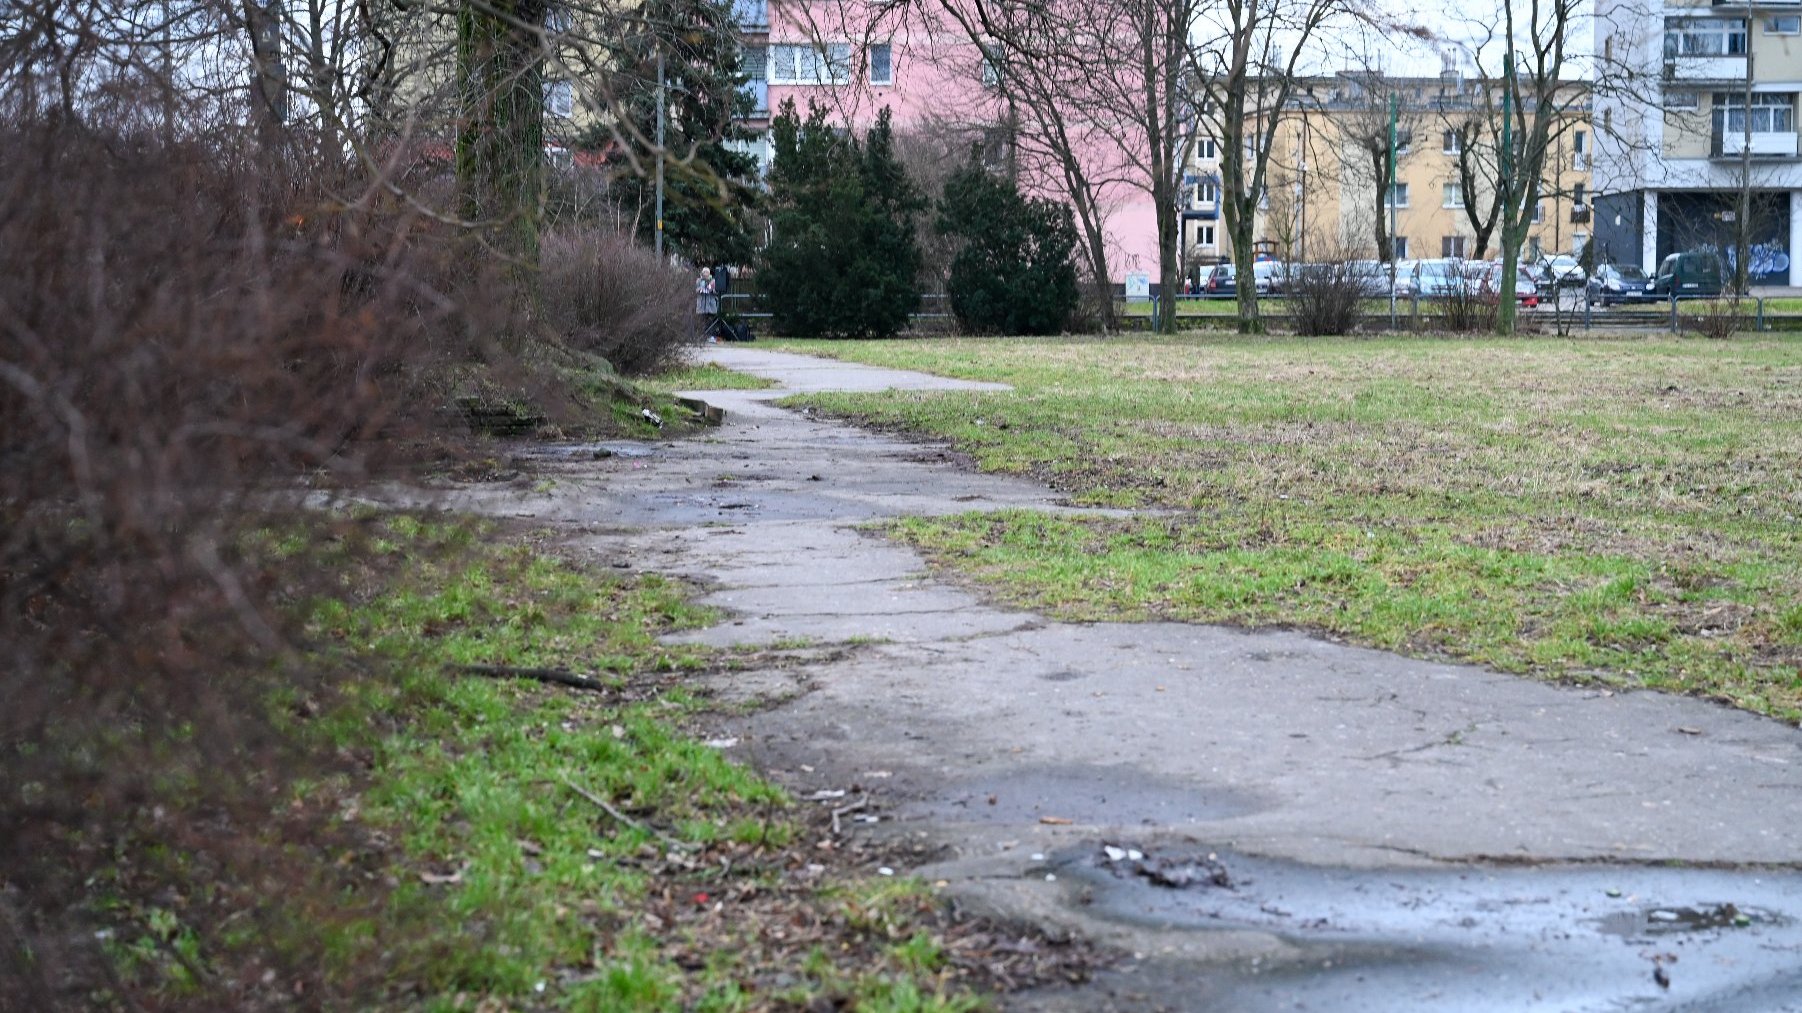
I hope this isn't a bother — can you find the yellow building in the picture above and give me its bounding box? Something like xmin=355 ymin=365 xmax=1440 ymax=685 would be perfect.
xmin=1182 ymin=71 xmax=1593 ymax=278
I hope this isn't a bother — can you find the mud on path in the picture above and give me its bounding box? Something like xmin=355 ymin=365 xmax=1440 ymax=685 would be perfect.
xmin=407 ymin=346 xmax=1802 ymax=1011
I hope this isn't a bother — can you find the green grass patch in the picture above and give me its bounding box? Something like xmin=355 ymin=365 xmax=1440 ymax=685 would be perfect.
xmin=642 ymin=361 xmax=777 ymax=393
xmin=297 ymin=516 xmax=1002 ymax=1010
xmin=768 ymin=334 xmax=1802 ymax=720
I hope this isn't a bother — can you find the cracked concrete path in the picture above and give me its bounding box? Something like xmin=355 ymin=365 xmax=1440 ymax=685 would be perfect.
xmin=419 ymin=345 xmax=1802 ymax=1010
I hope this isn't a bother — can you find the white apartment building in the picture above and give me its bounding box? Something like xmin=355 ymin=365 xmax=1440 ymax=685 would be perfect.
xmin=1594 ymin=0 xmax=1802 ymax=284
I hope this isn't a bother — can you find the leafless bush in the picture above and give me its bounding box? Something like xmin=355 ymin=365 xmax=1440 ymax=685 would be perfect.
xmin=540 ymin=227 xmax=695 ymax=375
xmin=1688 ymin=298 xmax=1743 ymax=340
xmin=1287 ymin=260 xmax=1367 ymax=336
xmin=0 ymin=118 xmax=464 ymax=1009
xmin=1436 ymin=279 xmax=1500 ymax=333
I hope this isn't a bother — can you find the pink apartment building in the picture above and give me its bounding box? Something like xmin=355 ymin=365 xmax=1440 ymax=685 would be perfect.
xmin=728 ymin=0 xmax=1165 ymax=284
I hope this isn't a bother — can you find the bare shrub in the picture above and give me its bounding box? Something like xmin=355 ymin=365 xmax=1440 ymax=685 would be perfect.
xmin=0 ymin=119 xmax=461 ymax=1008
xmin=1689 ymin=298 xmax=1743 ymax=340
xmin=1436 ymin=277 xmax=1500 ymax=333
xmin=1287 ymin=260 xmax=1368 ymax=336
xmin=540 ymin=228 xmax=695 ymax=375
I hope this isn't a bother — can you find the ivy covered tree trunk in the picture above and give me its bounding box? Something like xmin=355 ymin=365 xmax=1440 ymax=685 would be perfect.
xmin=456 ymin=0 xmax=548 ymax=339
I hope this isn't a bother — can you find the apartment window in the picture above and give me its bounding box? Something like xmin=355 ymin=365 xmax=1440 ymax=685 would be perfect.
xmin=1443 ymin=182 xmax=1465 ymax=208
xmin=1441 ymin=236 xmax=1467 ymax=257
xmin=1573 ymin=129 xmax=1586 ymax=154
xmin=869 ymin=43 xmax=893 ymax=85
xmin=1442 ymin=129 xmax=1461 ymax=154
xmin=1573 ymin=182 xmax=1587 ymax=207
xmin=769 ymin=43 xmax=851 ymax=84
xmin=1197 ymin=138 xmax=1218 ymax=159
xmin=979 ymin=41 xmax=1002 ymax=88
xmin=1713 ymin=92 xmax=1796 ymax=133
xmin=1386 ymin=183 xmax=1409 ymax=208
xmin=1767 ymin=15 xmax=1800 ymax=34
xmin=1604 ymin=34 xmax=1613 ymax=63
xmin=1531 ymin=201 xmax=1544 ymax=223
xmin=1395 ymin=128 xmax=1413 ymax=153
xmin=543 ymin=79 xmax=573 ymax=118
xmin=1199 ymin=180 xmax=1219 ymax=203
xmin=1664 ymin=89 xmax=1699 ymax=110
xmin=1393 ymin=237 xmax=1409 ymax=259
xmin=1199 ymin=224 xmax=1216 ymax=247
xmin=1528 ymin=236 xmax=1543 ymax=260
xmin=1664 ymin=18 xmax=1748 ymax=57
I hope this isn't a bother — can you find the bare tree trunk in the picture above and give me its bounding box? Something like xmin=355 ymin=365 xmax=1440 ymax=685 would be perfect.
xmin=456 ymin=0 xmax=549 ymax=343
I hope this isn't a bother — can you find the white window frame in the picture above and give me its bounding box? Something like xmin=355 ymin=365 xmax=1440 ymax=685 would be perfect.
xmin=869 ymin=43 xmax=893 ymax=85
xmin=543 ymin=79 xmax=574 ymax=118
xmin=1198 ymin=224 xmax=1216 ymax=247
xmin=1198 ymin=180 xmax=1218 ymax=203
xmin=1531 ymin=201 xmax=1544 ymax=223
xmin=1197 ymin=138 xmax=1218 ymax=160
xmin=1768 ymin=15 xmax=1801 ymax=34
xmin=1664 ymin=18 xmax=1748 ymax=58
xmin=1441 ymin=235 xmax=1467 ymax=258
xmin=1442 ymin=182 xmax=1465 ymax=208
xmin=1714 ymin=91 xmax=1796 ymax=134
xmin=1442 ymin=129 xmax=1460 ymax=154
xmin=1393 ymin=236 xmax=1409 ymax=259
xmin=1395 ymin=128 xmax=1413 ymax=153
xmin=1386 ymin=182 xmax=1409 ymax=208
xmin=769 ymin=42 xmax=852 ymax=85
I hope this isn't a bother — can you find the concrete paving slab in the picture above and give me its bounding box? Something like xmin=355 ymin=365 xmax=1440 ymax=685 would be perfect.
xmin=419 ymin=344 xmax=1802 ymax=1010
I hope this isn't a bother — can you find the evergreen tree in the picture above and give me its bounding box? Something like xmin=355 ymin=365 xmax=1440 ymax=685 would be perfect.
xmin=759 ymin=102 xmax=924 ymax=338
xmin=937 ymin=150 xmax=1079 ymax=335
xmin=600 ymin=0 xmax=760 ymax=265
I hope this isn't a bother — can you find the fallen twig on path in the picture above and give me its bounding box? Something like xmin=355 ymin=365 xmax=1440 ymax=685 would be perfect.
xmin=830 ymin=794 xmax=868 ymax=835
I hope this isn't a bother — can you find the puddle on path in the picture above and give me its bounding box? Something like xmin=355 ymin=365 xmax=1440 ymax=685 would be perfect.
xmin=1033 ymin=844 xmax=1802 ymax=1011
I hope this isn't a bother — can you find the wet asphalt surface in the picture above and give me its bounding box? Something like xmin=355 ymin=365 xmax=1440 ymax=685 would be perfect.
xmin=403 ymin=346 xmax=1802 ymax=1011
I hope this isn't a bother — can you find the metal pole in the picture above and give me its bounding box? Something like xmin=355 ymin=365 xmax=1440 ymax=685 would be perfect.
xmin=1388 ymin=92 xmax=1398 ymax=328
xmin=1738 ymin=0 xmax=1754 ymax=294
xmin=655 ymin=46 xmax=666 ymax=260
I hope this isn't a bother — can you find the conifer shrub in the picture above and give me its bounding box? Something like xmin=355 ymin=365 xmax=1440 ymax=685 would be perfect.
xmin=936 ymin=150 xmax=1080 ymax=335
xmin=758 ymin=102 xmax=924 ymax=338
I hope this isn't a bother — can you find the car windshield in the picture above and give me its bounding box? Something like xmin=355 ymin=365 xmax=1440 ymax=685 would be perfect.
xmin=1612 ymin=266 xmax=1647 ymax=281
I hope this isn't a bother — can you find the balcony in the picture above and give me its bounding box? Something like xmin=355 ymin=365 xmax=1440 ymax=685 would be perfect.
xmin=731 ymin=0 xmax=768 ymax=32
xmin=1571 ymin=203 xmax=1591 ymax=223
xmin=1710 ymin=130 xmax=1801 ymax=158
xmin=1663 ymin=56 xmax=1747 ymax=83
xmin=737 ymin=79 xmax=769 ymax=120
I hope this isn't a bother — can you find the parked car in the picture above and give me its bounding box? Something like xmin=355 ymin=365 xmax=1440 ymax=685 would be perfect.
xmin=1348 ymin=260 xmax=1392 ymax=297
xmin=1537 ymin=254 xmax=1588 ymax=288
xmin=1391 ymin=260 xmax=1422 ymax=297
xmin=1587 ymin=263 xmax=1655 ymax=306
xmin=1414 ymin=258 xmax=1471 ymax=298
xmin=1649 ymin=251 xmax=1725 ymax=299
xmin=1469 ymin=261 xmax=1540 ymax=307
xmin=1203 ymin=263 xmax=1237 ymax=296
xmin=1251 ymin=260 xmax=1288 ymax=295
